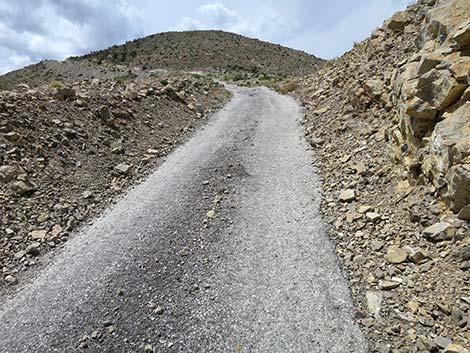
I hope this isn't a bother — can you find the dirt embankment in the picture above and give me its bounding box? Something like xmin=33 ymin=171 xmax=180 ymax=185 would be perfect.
xmin=0 ymin=74 xmax=230 ymax=289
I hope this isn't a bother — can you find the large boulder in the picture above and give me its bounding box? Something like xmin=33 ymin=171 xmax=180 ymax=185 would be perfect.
xmin=446 ymin=164 xmax=470 ymax=212
xmin=451 ymin=19 xmax=470 ymax=47
xmin=386 ymin=11 xmax=412 ymax=31
xmin=415 ymin=69 xmax=467 ymax=110
xmin=425 ymin=103 xmax=470 ymax=176
xmin=425 ymin=0 xmax=470 ymax=43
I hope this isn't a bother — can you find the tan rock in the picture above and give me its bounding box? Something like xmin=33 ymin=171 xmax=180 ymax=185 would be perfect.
xmin=449 ymin=56 xmax=470 ymax=82
xmin=426 ymin=103 xmax=470 ymax=177
xmin=451 ymin=19 xmax=470 ymax=47
xmin=386 ymin=11 xmax=412 ymax=31
xmin=425 ymin=0 xmax=470 ymax=42
xmin=379 ymin=280 xmax=400 ymax=290
xmin=31 ymin=230 xmax=48 ymax=240
xmin=339 ymin=189 xmax=356 ymax=202
xmin=416 ymin=69 xmax=467 ymax=110
xmin=405 ymin=97 xmax=437 ymax=121
xmin=444 ymin=344 xmax=469 ymax=353
xmin=445 ymin=164 xmax=470 ymax=212
xmin=0 ymin=165 xmax=18 ymax=184
xmin=417 ymin=52 xmax=444 ymax=75
xmin=423 ymin=221 xmax=455 ymax=242
xmin=312 ymin=106 xmax=330 ymax=115
xmin=386 ymin=246 xmax=408 ymax=264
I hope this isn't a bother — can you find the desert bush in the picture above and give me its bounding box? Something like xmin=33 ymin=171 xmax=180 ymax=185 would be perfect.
xmin=277 ymin=80 xmax=298 ymax=94
xmin=49 ymin=80 xmax=63 ymax=88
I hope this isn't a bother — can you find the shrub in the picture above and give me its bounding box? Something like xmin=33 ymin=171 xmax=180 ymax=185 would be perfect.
xmin=277 ymin=80 xmax=298 ymax=94
xmin=49 ymin=80 xmax=63 ymax=88
xmin=115 ymin=75 xmax=130 ymax=84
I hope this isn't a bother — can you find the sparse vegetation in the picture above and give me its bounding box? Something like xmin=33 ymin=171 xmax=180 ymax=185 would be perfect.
xmin=277 ymin=81 xmax=298 ymax=94
xmin=49 ymin=80 xmax=63 ymax=88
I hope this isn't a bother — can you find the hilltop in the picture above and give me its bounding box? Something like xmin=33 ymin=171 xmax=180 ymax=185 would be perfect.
xmin=0 ymin=30 xmax=323 ymax=90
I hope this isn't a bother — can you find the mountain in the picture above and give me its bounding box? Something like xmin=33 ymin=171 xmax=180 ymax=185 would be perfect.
xmin=0 ymin=30 xmax=324 ymax=90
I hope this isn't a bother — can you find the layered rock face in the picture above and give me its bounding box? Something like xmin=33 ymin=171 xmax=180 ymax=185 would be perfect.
xmin=390 ymin=0 xmax=470 ymax=214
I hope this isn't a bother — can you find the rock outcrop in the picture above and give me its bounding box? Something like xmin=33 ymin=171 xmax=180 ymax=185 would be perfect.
xmin=298 ymin=0 xmax=470 ymax=351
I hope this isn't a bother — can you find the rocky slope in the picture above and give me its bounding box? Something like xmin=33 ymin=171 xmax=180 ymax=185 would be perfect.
xmin=0 ymin=73 xmax=229 ymax=290
xmin=297 ymin=0 xmax=469 ymax=352
xmin=0 ymin=30 xmax=323 ymax=90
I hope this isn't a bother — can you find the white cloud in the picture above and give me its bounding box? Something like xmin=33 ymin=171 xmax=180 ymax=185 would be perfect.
xmin=0 ymin=0 xmax=144 ymax=74
xmin=0 ymin=0 xmax=412 ymax=74
xmin=171 ymin=1 xmax=298 ymax=42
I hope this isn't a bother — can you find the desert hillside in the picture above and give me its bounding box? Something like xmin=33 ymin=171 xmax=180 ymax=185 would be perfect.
xmin=0 ymin=30 xmax=323 ymax=90
xmin=0 ymin=1 xmax=469 ymax=352
xmin=297 ymin=0 xmax=470 ymax=351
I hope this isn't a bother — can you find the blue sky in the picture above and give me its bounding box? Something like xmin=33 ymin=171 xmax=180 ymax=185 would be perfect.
xmin=0 ymin=0 xmax=412 ymax=74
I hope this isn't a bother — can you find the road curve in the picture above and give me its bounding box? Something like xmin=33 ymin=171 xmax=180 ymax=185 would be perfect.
xmin=0 ymin=86 xmax=367 ymax=352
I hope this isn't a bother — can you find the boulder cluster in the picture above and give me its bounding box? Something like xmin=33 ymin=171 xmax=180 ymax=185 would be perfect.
xmin=299 ymin=0 xmax=469 ymax=351
xmin=0 ymin=74 xmax=228 ymax=288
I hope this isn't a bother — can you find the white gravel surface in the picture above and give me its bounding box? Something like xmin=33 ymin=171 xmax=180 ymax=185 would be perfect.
xmin=0 ymin=86 xmax=367 ymax=352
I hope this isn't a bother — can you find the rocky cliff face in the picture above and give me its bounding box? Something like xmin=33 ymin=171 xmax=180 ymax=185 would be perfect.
xmin=298 ymin=0 xmax=469 ymax=351
xmin=391 ymin=0 xmax=470 ymax=216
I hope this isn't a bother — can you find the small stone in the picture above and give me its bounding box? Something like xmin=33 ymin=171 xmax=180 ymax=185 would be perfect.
xmin=26 ymin=242 xmax=41 ymax=256
xmin=366 ymin=291 xmax=383 ymax=316
xmin=339 ymin=189 xmax=356 ymax=202
xmin=110 ymin=140 xmax=124 ymax=154
xmin=5 ymin=275 xmax=17 ymax=285
xmin=30 ymin=229 xmax=48 ymax=240
xmin=4 ymin=131 xmax=22 ymax=143
xmin=54 ymin=87 xmax=76 ymax=101
xmin=154 ymin=306 xmax=164 ymax=315
xmin=90 ymin=330 xmax=101 ymax=339
xmin=409 ymin=247 xmax=428 ymax=264
xmin=144 ymin=344 xmax=154 ymax=352
xmin=365 ymin=212 xmax=381 ymax=223
xmin=206 ymin=210 xmax=216 ymax=219
xmin=82 ymin=190 xmax=93 ymax=199
xmin=423 ymin=222 xmax=454 ymax=242
xmin=444 ymin=344 xmax=469 ymax=353
xmin=386 ymin=246 xmax=408 ymax=264
xmin=371 ymin=240 xmax=384 ymax=251
xmin=379 ymin=280 xmax=400 ymax=290
xmin=14 ymin=250 xmax=26 ymax=260
xmin=0 ymin=165 xmax=18 ymax=184
xmin=11 ymin=180 xmax=35 ymax=195
xmin=417 ymin=336 xmax=434 ymax=351
xmin=114 ymin=163 xmax=132 ymax=175
xmin=50 ymin=224 xmax=63 ymax=238
xmin=358 ymin=205 xmax=372 ymax=213
xmin=36 ymin=214 xmax=49 ymax=223
xmin=435 ymin=336 xmax=453 ymax=349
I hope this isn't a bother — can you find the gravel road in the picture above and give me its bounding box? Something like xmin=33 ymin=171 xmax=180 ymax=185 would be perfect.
xmin=0 ymin=86 xmax=367 ymax=352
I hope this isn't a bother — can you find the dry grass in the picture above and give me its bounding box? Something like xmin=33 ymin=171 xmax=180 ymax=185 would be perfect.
xmin=277 ymin=80 xmax=298 ymax=94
